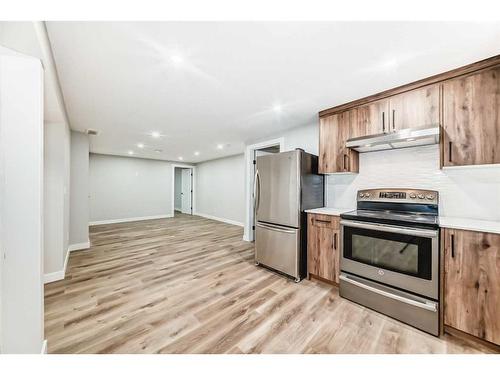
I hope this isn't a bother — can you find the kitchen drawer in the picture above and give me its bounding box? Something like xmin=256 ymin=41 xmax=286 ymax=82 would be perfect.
xmin=309 ymin=213 xmax=339 ymax=229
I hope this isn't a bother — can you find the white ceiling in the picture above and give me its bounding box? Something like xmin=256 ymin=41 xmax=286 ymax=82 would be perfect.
xmin=46 ymin=21 xmax=500 ymax=162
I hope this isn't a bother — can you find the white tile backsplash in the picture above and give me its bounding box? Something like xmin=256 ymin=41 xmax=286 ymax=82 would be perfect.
xmin=326 ymin=145 xmax=500 ymax=221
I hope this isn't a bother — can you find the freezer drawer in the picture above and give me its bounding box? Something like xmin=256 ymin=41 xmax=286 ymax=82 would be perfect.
xmin=255 ymin=222 xmax=300 ymax=280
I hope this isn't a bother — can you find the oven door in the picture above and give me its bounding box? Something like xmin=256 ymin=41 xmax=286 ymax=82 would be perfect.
xmin=340 ymin=220 xmax=439 ymax=299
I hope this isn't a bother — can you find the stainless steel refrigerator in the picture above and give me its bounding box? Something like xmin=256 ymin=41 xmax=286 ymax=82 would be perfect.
xmin=254 ymin=149 xmax=324 ymax=282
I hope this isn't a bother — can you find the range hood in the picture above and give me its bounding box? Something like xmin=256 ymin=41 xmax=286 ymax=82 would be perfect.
xmin=346 ymin=125 xmax=440 ymax=153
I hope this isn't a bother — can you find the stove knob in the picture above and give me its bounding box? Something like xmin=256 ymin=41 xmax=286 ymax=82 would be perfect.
xmin=417 ymin=194 xmax=425 ymax=199
xmin=409 ymin=193 xmax=416 ymax=199
xmin=364 ymin=193 xmax=371 ymax=198
xmin=359 ymin=193 xmax=365 ymax=198
xmin=426 ymin=194 xmax=434 ymax=200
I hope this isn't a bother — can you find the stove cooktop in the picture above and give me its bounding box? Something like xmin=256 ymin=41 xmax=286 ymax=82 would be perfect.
xmin=340 ymin=209 xmax=439 ymax=229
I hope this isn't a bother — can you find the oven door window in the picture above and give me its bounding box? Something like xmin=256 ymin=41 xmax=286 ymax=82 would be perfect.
xmin=343 ymin=226 xmax=432 ymax=279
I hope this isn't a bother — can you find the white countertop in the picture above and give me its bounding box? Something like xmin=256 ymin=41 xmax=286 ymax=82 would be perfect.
xmin=305 ymin=208 xmax=500 ymax=234
xmin=439 ymin=217 xmax=500 ymax=235
xmin=304 ymin=207 xmax=353 ymax=216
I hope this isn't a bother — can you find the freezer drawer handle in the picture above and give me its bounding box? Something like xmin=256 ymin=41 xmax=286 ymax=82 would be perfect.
xmin=339 ymin=274 xmax=438 ymax=312
xmin=256 ymin=223 xmax=296 ymax=234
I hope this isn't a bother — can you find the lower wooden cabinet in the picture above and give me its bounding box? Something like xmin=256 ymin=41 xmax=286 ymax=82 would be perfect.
xmin=307 ymin=213 xmax=340 ymax=284
xmin=443 ymin=228 xmax=500 ymax=345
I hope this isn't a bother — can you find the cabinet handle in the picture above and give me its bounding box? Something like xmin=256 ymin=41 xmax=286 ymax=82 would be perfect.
xmin=382 ymin=112 xmax=385 ymax=132
xmin=392 ymin=110 xmax=395 ymax=131
xmin=448 ymin=141 xmax=452 ymax=163
xmin=334 ymin=233 xmax=337 ymax=250
xmin=450 ymin=234 xmax=455 ymax=258
xmin=343 ymin=154 xmax=347 ymax=170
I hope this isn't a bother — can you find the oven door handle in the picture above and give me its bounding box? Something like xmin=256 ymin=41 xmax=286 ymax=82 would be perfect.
xmin=339 ymin=274 xmax=438 ymax=312
xmin=340 ymin=220 xmax=438 ymax=238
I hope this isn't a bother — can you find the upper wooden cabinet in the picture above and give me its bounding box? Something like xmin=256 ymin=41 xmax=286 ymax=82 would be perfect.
xmin=442 ymin=66 xmax=500 ymax=167
xmin=443 ymin=228 xmax=500 ymax=345
xmin=389 ymin=85 xmax=440 ymax=132
xmin=318 ymin=56 xmax=500 ymax=173
xmin=356 ymin=99 xmax=389 ymax=135
xmin=307 ymin=213 xmax=340 ymax=284
xmin=319 ymin=109 xmax=359 ymax=173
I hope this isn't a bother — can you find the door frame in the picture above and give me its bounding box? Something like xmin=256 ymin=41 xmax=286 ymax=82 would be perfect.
xmin=171 ymin=164 xmax=196 ymax=217
xmin=243 ymin=137 xmax=284 ymax=242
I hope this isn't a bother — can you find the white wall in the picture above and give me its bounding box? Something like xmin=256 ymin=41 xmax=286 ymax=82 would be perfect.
xmin=326 ymin=145 xmax=500 ymax=221
xmin=70 ymin=131 xmax=89 ymax=246
xmin=174 ymin=167 xmax=182 ymax=211
xmin=43 ymin=122 xmax=71 ymax=278
xmin=0 ymin=48 xmax=44 ymax=353
xmin=247 ymin=122 xmax=318 ymax=155
xmin=89 ymin=154 xmax=174 ymax=223
xmin=196 ymin=154 xmax=246 ymax=225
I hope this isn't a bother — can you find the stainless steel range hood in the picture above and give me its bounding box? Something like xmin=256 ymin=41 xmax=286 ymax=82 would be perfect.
xmin=346 ymin=125 xmax=440 ymax=153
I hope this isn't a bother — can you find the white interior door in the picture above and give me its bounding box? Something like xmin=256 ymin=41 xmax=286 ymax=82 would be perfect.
xmin=181 ymin=169 xmax=192 ymax=214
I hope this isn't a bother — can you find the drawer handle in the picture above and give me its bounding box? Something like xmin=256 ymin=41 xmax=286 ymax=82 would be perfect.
xmin=339 ymin=274 xmax=438 ymax=312
xmin=314 ymin=219 xmax=331 ymax=224
xmin=256 ymin=223 xmax=296 ymax=234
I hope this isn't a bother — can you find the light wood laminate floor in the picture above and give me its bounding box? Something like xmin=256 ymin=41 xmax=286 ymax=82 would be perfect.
xmin=44 ymin=214 xmax=493 ymax=354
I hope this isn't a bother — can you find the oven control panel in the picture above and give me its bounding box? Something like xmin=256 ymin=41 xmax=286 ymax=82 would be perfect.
xmin=357 ymin=188 xmax=438 ymax=205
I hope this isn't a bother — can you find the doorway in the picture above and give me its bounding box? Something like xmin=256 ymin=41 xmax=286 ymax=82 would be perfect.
xmin=244 ymin=138 xmax=284 ymax=242
xmin=172 ymin=165 xmax=195 ymax=216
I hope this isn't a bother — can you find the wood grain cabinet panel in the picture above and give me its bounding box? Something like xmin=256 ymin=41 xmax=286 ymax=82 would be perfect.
xmin=443 ymin=228 xmax=500 ymax=345
xmin=307 ymin=214 xmax=340 ymax=284
xmin=442 ymin=66 xmax=500 ymax=167
xmin=319 ymin=110 xmax=359 ymax=174
xmin=389 ymin=85 xmax=440 ymax=131
xmin=356 ymin=99 xmax=389 ymax=135
xmin=318 ymin=115 xmax=336 ymax=173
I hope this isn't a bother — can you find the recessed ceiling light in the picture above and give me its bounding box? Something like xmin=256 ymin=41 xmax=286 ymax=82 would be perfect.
xmin=273 ymin=104 xmax=282 ymax=113
xmin=137 ymin=143 xmax=144 ymax=148
xmin=154 ymin=149 xmax=163 ymax=153
xmin=128 ymin=150 xmax=134 ymax=155
xmin=194 ymin=151 xmax=200 ymax=156
xmin=151 ymin=131 xmax=161 ymax=138
xmin=178 ymin=156 xmax=183 ymax=161
xmin=381 ymin=58 xmax=398 ymax=69
xmin=217 ymin=144 xmax=224 ymax=150
xmin=171 ymin=55 xmax=183 ymax=65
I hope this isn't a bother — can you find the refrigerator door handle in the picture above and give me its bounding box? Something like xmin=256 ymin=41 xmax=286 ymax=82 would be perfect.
xmin=256 ymin=222 xmax=296 ymax=234
xmin=254 ymin=170 xmax=261 ymax=214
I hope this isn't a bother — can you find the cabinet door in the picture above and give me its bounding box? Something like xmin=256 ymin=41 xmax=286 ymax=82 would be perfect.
xmin=319 ymin=115 xmax=337 ymax=173
xmin=443 ymin=228 xmax=500 ymax=345
xmin=389 ymin=85 xmax=440 ymax=132
xmin=319 ymin=110 xmax=358 ymax=173
xmin=307 ymin=214 xmax=340 ymax=283
xmin=356 ymin=99 xmax=389 ymax=135
xmin=442 ymin=67 xmax=500 ymax=166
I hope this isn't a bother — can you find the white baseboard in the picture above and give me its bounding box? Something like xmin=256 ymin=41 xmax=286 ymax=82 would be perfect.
xmin=194 ymin=212 xmax=244 ymax=227
xmin=44 ymin=269 xmax=65 ymax=284
xmin=89 ymin=214 xmax=173 ymax=226
xmin=41 ymin=340 xmax=47 ymax=354
xmin=43 ymin=245 xmax=71 ymax=284
xmin=68 ymin=240 xmax=90 ymax=252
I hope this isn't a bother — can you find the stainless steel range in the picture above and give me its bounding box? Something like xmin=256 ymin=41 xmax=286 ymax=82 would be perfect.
xmin=339 ymin=188 xmax=440 ymax=336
